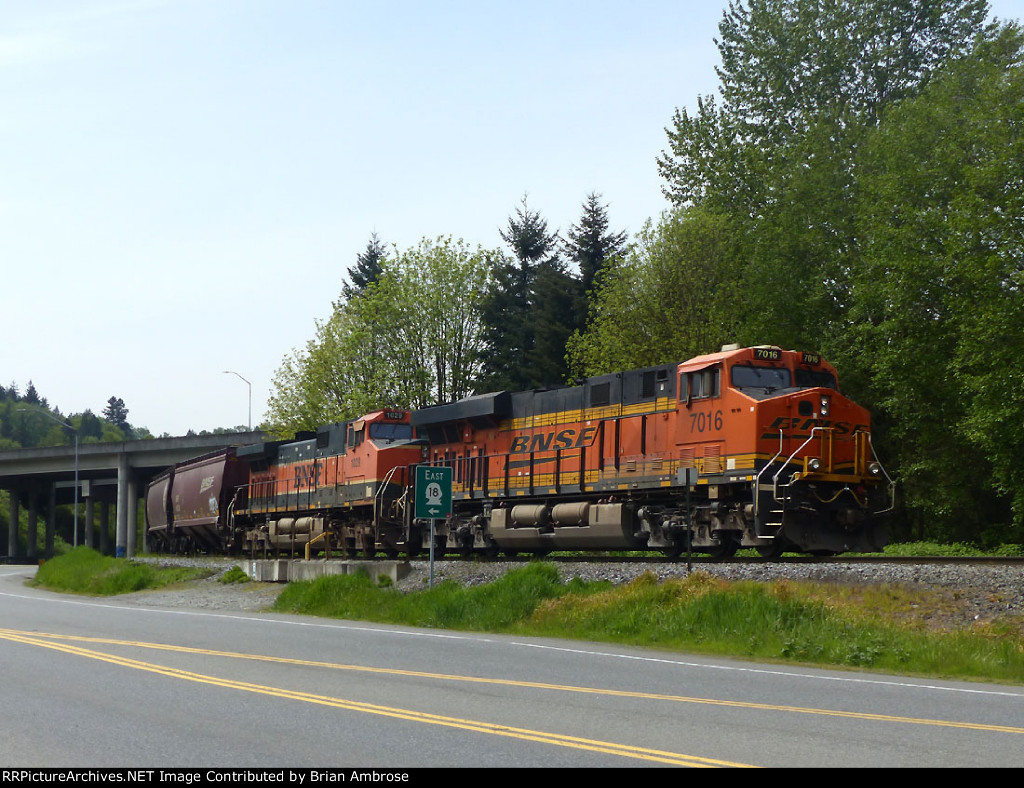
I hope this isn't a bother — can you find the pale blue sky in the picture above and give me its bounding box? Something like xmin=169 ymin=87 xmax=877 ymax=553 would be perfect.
xmin=3 ymin=1 xmax=1021 ymax=436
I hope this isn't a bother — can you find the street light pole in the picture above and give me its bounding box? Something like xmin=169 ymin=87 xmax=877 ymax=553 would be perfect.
xmin=18 ymin=408 xmax=79 ymax=547
xmin=222 ymin=370 xmax=252 ymax=430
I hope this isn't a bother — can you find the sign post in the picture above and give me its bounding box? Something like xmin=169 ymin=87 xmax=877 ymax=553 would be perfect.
xmin=415 ymin=465 xmax=452 ymax=587
xmin=677 ymin=467 xmax=698 ymax=572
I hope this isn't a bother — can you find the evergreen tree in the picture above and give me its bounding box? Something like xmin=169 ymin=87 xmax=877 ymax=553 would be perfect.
xmin=529 ymin=259 xmax=580 ymax=386
xmin=563 ymin=193 xmax=628 ymax=338
xmin=102 ymin=396 xmax=130 ymax=432
xmin=478 ymin=197 xmax=578 ymax=391
xmin=564 ymin=193 xmax=628 ymax=297
xmin=23 ymin=381 xmax=40 ymax=406
xmin=341 ymin=232 xmax=389 ymax=302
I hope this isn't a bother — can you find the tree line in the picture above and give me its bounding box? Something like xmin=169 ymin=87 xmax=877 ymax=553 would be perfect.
xmin=264 ymin=192 xmax=628 ymax=431
xmin=0 ymin=386 xmax=143 ymax=450
xmin=266 ymin=0 xmax=1024 ymax=546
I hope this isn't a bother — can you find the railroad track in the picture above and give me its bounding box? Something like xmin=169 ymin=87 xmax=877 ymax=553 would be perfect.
xmin=400 ymin=552 xmax=1024 ymax=567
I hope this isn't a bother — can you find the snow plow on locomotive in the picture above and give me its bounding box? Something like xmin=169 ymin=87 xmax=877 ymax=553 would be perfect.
xmin=145 ymin=346 xmax=893 ymax=559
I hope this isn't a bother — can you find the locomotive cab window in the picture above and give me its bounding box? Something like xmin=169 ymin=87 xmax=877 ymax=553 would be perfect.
xmin=683 ymin=367 xmax=720 ymax=405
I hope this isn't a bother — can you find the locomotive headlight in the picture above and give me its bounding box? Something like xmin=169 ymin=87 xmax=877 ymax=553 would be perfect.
xmin=819 ymin=395 xmax=830 ymax=417
xmin=868 ymin=462 xmax=882 ymax=476
xmin=808 ymin=458 xmax=822 ymax=472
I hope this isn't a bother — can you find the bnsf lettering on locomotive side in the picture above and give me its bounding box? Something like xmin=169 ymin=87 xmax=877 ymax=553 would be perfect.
xmin=510 ymin=426 xmax=597 ymax=454
xmin=294 ymin=462 xmax=320 ymax=488
xmin=762 ymin=416 xmax=863 ymax=438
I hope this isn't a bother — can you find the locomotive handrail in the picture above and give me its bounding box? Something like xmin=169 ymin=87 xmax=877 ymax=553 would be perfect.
xmin=375 ymin=465 xmax=400 ymax=523
xmin=865 ymin=431 xmax=897 ymax=515
xmin=772 ymin=426 xmax=834 ymax=491
xmin=752 ymin=429 xmax=786 ymax=528
xmin=754 ymin=426 xmax=833 ymax=532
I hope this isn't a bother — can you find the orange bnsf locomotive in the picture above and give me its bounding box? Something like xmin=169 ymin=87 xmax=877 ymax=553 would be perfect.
xmin=412 ymin=345 xmax=893 ymax=558
xmin=146 ymin=346 xmax=892 ymax=559
xmin=147 ymin=409 xmax=431 ymax=558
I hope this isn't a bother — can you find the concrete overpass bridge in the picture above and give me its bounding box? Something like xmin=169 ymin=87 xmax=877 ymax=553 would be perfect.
xmin=0 ymin=432 xmax=264 ymax=561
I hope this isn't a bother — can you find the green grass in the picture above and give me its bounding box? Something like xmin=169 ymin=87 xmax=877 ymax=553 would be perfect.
xmin=554 ymin=541 xmax=1024 ymax=560
xmin=881 ymin=541 xmax=1024 ymax=558
xmin=273 ymin=562 xmax=1024 ymax=685
xmin=30 ymin=545 xmax=1024 ymax=685
xmin=32 ymin=547 xmax=211 ymax=595
xmin=218 ymin=565 xmax=251 ymax=584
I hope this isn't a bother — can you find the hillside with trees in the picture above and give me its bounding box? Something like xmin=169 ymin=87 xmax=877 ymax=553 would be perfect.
xmin=0 ymin=385 xmax=149 ymax=451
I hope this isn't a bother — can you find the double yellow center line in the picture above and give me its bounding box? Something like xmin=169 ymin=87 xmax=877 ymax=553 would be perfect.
xmin=0 ymin=627 xmax=748 ymax=767
xmin=4 ymin=627 xmax=1022 ymax=766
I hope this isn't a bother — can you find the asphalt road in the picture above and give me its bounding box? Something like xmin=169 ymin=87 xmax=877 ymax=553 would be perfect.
xmin=1 ymin=565 xmax=1022 ymax=769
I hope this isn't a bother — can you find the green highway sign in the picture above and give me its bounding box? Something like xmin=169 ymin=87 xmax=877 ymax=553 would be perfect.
xmin=415 ymin=465 xmax=452 ymax=520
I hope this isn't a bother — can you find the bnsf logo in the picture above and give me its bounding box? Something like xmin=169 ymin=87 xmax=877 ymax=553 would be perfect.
xmin=761 ymin=417 xmax=867 ymax=438
xmin=293 ymin=462 xmax=320 ymax=489
xmin=510 ymin=426 xmax=598 ymax=454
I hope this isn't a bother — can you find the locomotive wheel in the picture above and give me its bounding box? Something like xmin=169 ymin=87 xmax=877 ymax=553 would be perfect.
xmin=707 ymin=535 xmax=740 ymax=560
xmin=755 ymin=542 xmax=785 ymax=560
xmin=661 ymin=541 xmax=684 ymax=559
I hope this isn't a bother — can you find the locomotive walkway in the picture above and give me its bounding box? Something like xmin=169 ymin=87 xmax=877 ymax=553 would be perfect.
xmin=0 ymin=432 xmax=264 ymax=561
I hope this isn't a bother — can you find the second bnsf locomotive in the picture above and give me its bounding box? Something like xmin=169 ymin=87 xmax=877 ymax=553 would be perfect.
xmin=146 ymin=346 xmax=893 ymax=559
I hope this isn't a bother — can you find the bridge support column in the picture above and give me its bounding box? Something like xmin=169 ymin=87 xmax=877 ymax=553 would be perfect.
xmin=100 ymin=498 xmax=110 ymax=556
xmin=46 ymin=485 xmax=55 ymax=558
xmin=85 ymin=496 xmax=95 ymax=549
xmin=27 ymin=489 xmax=38 ymax=561
xmin=7 ymin=491 xmax=16 ymax=559
xmin=126 ymin=478 xmax=138 ymax=559
xmin=116 ymin=453 xmax=129 ymax=558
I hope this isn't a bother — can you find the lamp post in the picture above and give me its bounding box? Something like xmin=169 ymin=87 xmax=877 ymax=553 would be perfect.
xmin=18 ymin=409 xmax=79 ymax=547
xmin=222 ymin=370 xmax=252 ymax=430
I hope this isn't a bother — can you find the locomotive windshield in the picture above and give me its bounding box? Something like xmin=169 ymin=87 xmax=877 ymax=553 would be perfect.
xmin=369 ymin=423 xmax=414 ymax=442
xmin=795 ymin=368 xmax=838 ymax=391
xmin=731 ymin=365 xmax=791 ymax=392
